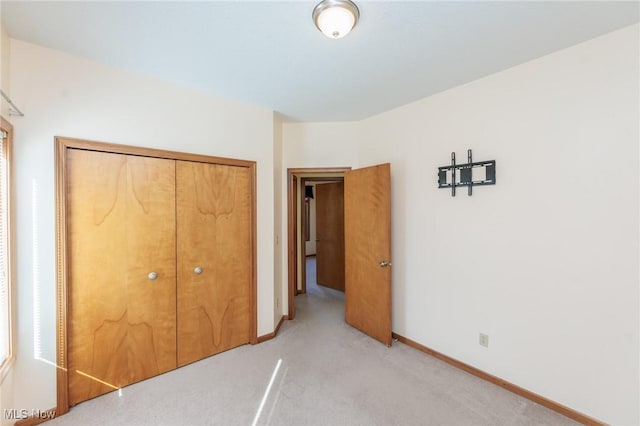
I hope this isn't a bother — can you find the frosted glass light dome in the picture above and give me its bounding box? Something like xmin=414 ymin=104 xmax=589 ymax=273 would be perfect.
xmin=313 ymin=0 xmax=360 ymax=39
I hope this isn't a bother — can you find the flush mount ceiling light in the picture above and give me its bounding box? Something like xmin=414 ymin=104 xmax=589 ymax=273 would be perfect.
xmin=312 ymin=0 xmax=360 ymax=39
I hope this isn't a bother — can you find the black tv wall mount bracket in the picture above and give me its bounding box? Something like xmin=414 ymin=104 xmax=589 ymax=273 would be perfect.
xmin=438 ymin=149 xmax=496 ymax=196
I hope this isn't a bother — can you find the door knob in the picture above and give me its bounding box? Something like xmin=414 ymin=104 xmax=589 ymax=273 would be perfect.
xmin=194 ymin=266 xmax=203 ymax=275
xmin=379 ymin=261 xmax=391 ymax=268
xmin=148 ymin=272 xmax=158 ymax=280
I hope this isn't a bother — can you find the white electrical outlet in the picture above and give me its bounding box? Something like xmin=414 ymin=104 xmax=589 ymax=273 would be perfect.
xmin=479 ymin=333 xmax=489 ymax=348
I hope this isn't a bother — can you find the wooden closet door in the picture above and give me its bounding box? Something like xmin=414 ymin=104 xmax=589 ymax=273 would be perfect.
xmin=125 ymin=155 xmax=177 ymax=381
xmin=176 ymin=161 xmax=251 ymax=366
xmin=67 ymin=149 xmax=176 ymax=405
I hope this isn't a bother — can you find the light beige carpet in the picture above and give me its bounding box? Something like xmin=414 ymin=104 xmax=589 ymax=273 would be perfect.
xmin=48 ymin=258 xmax=577 ymax=425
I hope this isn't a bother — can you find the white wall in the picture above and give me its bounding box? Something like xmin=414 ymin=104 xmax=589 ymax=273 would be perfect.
xmin=273 ymin=113 xmax=284 ymax=322
xmin=279 ymin=24 xmax=639 ymax=425
xmin=282 ymin=123 xmax=361 ymax=169
xmin=355 ymin=24 xmax=638 ymax=424
xmin=1 ymin=19 xmax=10 ymax=116
xmin=8 ymin=39 xmax=276 ymax=414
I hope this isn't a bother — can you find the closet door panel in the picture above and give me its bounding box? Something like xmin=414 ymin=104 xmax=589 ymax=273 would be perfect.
xmin=125 ymin=155 xmax=177 ymax=381
xmin=176 ymin=161 xmax=251 ymax=366
xmin=67 ymin=149 xmax=131 ymax=405
xmin=67 ymin=150 xmax=177 ymax=405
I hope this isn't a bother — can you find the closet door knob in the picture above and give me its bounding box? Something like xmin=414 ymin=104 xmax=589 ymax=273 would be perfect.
xmin=193 ymin=266 xmax=203 ymax=275
xmin=148 ymin=272 xmax=158 ymax=280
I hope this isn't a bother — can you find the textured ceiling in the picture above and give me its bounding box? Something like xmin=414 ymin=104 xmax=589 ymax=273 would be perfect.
xmin=1 ymin=1 xmax=638 ymax=122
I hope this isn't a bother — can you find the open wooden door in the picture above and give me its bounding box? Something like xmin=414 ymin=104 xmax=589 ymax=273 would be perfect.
xmin=344 ymin=163 xmax=392 ymax=346
xmin=316 ymin=182 xmax=345 ymax=291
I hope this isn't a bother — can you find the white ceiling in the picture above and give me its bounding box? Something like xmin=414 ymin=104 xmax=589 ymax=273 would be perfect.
xmin=1 ymin=1 xmax=638 ymax=122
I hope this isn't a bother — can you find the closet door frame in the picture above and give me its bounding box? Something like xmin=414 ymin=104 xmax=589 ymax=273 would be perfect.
xmin=55 ymin=137 xmax=258 ymax=415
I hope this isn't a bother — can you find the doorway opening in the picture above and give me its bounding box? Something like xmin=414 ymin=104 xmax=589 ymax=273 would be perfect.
xmin=286 ymin=163 xmax=392 ymax=347
xmin=287 ymin=167 xmax=350 ymax=320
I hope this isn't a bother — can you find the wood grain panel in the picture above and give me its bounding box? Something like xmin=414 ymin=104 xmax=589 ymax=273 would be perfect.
xmin=176 ymin=161 xmax=251 ymax=366
xmin=124 ymin=155 xmax=176 ymax=381
xmin=287 ymin=174 xmax=297 ymax=319
xmin=67 ymin=149 xmax=130 ymax=404
xmin=55 ymin=137 xmax=254 ymax=168
xmin=55 ymin=138 xmax=69 ymax=415
xmin=58 ymin=137 xmax=258 ymax=415
xmin=67 ymin=150 xmax=176 ymax=405
xmin=344 ymin=163 xmax=392 ymax=346
xmin=316 ymin=182 xmax=345 ymax=291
